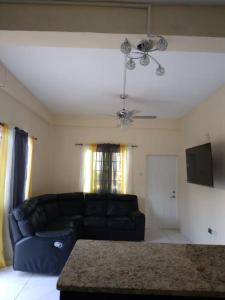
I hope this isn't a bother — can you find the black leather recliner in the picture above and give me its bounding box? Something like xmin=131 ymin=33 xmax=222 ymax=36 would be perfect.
xmin=9 ymin=192 xmax=145 ymax=274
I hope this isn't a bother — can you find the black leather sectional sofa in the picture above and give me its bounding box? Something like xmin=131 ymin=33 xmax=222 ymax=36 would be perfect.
xmin=9 ymin=193 xmax=145 ymax=274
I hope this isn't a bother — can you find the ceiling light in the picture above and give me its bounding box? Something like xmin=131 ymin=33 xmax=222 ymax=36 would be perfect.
xmin=120 ymin=38 xmax=132 ymax=55
xmin=140 ymin=54 xmax=150 ymax=66
xmin=156 ymin=65 xmax=165 ymax=76
xmin=157 ymin=37 xmax=168 ymax=51
xmin=120 ymin=35 xmax=167 ymax=73
xmin=126 ymin=58 xmax=136 ymax=70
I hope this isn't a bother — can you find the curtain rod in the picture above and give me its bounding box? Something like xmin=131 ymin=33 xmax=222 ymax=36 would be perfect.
xmin=0 ymin=122 xmax=38 ymax=141
xmin=75 ymin=143 xmax=138 ymax=148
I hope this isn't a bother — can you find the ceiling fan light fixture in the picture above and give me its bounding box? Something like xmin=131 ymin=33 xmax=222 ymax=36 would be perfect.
xmin=120 ymin=38 xmax=132 ymax=55
xmin=118 ymin=117 xmax=132 ymax=128
xmin=140 ymin=54 xmax=150 ymax=66
xmin=120 ymin=94 xmax=128 ymax=100
xmin=126 ymin=58 xmax=136 ymax=70
xmin=156 ymin=65 xmax=165 ymax=76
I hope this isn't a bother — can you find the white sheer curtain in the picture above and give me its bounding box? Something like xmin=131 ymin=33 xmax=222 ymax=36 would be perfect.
xmin=125 ymin=146 xmax=133 ymax=194
xmin=3 ymin=127 xmax=15 ymax=264
xmin=79 ymin=145 xmax=91 ymax=193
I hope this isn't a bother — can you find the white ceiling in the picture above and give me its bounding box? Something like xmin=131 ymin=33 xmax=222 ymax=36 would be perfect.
xmin=0 ymin=45 xmax=225 ymax=118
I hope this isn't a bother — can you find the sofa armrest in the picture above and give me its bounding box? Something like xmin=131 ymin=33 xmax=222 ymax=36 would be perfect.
xmin=130 ymin=210 xmax=145 ymax=219
xmin=35 ymin=229 xmax=73 ymax=238
xmin=14 ymin=231 xmax=77 ymax=274
xmin=129 ymin=211 xmax=145 ymax=229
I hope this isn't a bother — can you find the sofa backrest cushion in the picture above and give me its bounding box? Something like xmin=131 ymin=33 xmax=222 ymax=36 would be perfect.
xmin=107 ymin=194 xmax=138 ymax=216
xmin=29 ymin=206 xmax=47 ymax=231
xmin=85 ymin=193 xmax=107 ymax=216
xmin=43 ymin=201 xmax=59 ymax=221
xmin=57 ymin=193 xmax=84 ymax=216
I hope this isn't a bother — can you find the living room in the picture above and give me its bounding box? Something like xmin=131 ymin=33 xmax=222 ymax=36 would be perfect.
xmin=0 ymin=1 xmax=225 ymax=299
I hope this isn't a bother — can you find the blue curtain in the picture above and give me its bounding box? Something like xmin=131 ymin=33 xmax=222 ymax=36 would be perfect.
xmin=12 ymin=127 xmax=28 ymax=209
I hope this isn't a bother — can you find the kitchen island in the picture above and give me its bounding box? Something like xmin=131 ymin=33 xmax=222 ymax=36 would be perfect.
xmin=57 ymin=240 xmax=225 ymax=299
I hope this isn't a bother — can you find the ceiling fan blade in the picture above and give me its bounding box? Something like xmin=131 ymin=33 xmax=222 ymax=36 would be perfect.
xmin=128 ymin=110 xmax=140 ymax=116
xmin=133 ymin=115 xmax=157 ymax=119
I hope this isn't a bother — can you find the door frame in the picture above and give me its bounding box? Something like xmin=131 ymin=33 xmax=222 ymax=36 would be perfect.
xmin=145 ymin=154 xmax=179 ymax=230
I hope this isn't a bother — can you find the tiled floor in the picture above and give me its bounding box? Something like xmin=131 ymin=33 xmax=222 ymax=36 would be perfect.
xmin=0 ymin=230 xmax=189 ymax=300
xmin=0 ymin=268 xmax=59 ymax=300
xmin=145 ymin=228 xmax=190 ymax=244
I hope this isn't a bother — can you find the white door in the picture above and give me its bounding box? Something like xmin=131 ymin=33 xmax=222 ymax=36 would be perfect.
xmin=146 ymin=155 xmax=178 ymax=230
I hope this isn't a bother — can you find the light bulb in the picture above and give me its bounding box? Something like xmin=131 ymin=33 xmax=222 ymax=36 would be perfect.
xmin=157 ymin=37 xmax=168 ymax=51
xmin=126 ymin=59 xmax=136 ymax=70
xmin=140 ymin=54 xmax=150 ymax=66
xmin=120 ymin=38 xmax=132 ymax=55
xmin=156 ymin=65 xmax=165 ymax=76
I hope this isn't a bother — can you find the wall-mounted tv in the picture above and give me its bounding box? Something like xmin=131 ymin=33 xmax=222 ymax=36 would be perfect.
xmin=186 ymin=143 xmax=214 ymax=187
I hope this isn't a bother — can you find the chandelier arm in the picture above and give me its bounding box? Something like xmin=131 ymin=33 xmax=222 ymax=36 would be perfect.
xmin=148 ymin=33 xmax=165 ymax=40
xmin=147 ymin=54 xmax=161 ymax=67
xmin=127 ymin=53 xmax=144 ymax=60
xmin=148 ymin=48 xmax=160 ymax=53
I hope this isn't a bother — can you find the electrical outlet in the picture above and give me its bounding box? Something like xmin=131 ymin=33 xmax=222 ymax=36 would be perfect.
xmin=208 ymin=227 xmax=213 ymax=234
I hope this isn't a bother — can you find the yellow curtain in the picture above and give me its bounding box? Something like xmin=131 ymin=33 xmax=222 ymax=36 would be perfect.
xmin=89 ymin=144 xmax=97 ymax=193
xmin=0 ymin=124 xmax=9 ymax=268
xmin=120 ymin=144 xmax=128 ymax=194
xmin=25 ymin=136 xmax=34 ymax=199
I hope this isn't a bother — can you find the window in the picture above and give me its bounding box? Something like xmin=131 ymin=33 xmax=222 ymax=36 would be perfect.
xmin=82 ymin=144 xmax=129 ymax=194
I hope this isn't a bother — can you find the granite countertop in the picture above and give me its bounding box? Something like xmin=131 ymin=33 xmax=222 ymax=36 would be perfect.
xmin=57 ymin=240 xmax=225 ymax=297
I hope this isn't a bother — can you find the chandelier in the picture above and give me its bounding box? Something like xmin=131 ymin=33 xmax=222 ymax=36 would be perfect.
xmin=120 ymin=35 xmax=168 ymax=75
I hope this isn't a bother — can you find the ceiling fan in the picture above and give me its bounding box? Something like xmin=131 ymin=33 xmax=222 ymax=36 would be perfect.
xmin=116 ymin=94 xmax=156 ymax=128
xmin=116 ymin=36 xmax=167 ymax=128
xmin=116 ymin=56 xmax=157 ymax=128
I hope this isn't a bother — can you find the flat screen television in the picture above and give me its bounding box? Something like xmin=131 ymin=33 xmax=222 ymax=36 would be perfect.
xmin=186 ymin=143 xmax=214 ymax=187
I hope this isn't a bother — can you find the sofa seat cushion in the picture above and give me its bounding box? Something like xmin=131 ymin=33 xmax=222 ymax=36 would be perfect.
xmin=84 ymin=216 xmax=107 ymax=228
xmin=46 ymin=219 xmax=75 ymax=231
xmin=35 ymin=228 xmax=74 ymax=238
xmin=107 ymin=217 xmax=135 ymax=230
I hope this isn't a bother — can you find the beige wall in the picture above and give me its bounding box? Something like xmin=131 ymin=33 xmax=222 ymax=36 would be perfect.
xmin=1 ymin=4 xmax=225 ymax=37
xmin=179 ymin=85 xmax=225 ymax=244
xmin=50 ymin=116 xmax=180 ymax=212
xmin=0 ymin=65 xmax=52 ymax=196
